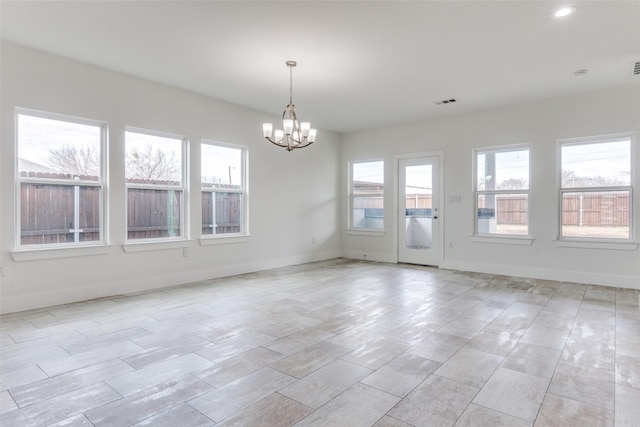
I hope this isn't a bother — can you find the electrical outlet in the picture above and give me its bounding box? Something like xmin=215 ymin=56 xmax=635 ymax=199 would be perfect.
xmin=311 ymin=237 xmax=316 ymax=244
xmin=448 ymin=241 xmax=454 ymax=248
xmin=183 ymin=248 xmax=189 ymax=257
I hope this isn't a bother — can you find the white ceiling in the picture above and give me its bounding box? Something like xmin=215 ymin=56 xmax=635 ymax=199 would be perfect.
xmin=1 ymin=1 xmax=639 ymax=133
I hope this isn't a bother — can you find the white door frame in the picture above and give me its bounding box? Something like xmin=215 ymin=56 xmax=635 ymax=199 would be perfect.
xmin=393 ymin=150 xmax=445 ymax=267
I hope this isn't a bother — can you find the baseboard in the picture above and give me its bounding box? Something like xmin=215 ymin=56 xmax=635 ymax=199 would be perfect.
xmin=0 ymin=250 xmax=342 ymax=314
xmin=3 ymin=251 xmax=635 ymax=314
xmin=341 ymin=250 xmax=397 ymax=264
xmin=440 ymin=259 xmax=640 ymax=290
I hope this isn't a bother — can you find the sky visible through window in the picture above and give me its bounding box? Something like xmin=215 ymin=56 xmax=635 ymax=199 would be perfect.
xmin=477 ymin=149 xmax=529 ymax=190
xmin=125 ymin=131 xmax=182 ymax=182
xmin=18 ymin=114 xmax=101 ymax=172
xmin=18 ymin=117 xmax=631 ymax=188
xmin=562 ymin=138 xmax=630 ymax=186
xmin=353 ymin=161 xmax=383 ymax=184
xmin=201 ymin=143 xmax=242 ymax=186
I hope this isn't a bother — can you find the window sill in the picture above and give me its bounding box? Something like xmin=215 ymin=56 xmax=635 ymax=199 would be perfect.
xmin=11 ymin=244 xmax=111 ymax=261
xmin=470 ymin=235 xmax=534 ymax=246
xmin=123 ymin=240 xmax=190 ymax=253
xmin=347 ymin=229 xmax=386 ymax=237
xmin=200 ymin=235 xmax=250 ymax=246
xmin=553 ymin=239 xmax=639 ymax=251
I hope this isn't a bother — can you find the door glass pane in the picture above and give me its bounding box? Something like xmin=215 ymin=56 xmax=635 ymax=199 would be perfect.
xmin=404 ymin=165 xmax=432 ymax=249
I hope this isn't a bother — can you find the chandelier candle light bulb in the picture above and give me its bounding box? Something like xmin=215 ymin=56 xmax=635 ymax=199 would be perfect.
xmin=263 ymin=60 xmax=317 ymax=151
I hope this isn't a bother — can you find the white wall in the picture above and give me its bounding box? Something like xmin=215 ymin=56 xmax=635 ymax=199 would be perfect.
xmin=2 ymin=42 xmax=638 ymax=314
xmin=0 ymin=42 xmax=342 ymax=313
xmin=341 ymin=83 xmax=640 ymax=288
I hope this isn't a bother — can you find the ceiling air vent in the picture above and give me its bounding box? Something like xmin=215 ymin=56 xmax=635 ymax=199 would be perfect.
xmin=435 ymin=98 xmax=457 ymax=105
xmin=634 ymin=61 xmax=640 ymax=76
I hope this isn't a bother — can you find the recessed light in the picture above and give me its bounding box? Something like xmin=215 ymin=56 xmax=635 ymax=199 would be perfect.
xmin=554 ymin=6 xmax=576 ymax=18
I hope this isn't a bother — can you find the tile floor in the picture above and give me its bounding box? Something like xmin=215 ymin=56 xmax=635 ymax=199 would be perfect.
xmin=1 ymin=259 xmax=639 ymax=426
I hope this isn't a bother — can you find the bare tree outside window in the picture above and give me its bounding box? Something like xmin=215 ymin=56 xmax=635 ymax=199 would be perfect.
xmin=497 ymin=177 xmax=528 ymax=190
xmin=125 ymin=144 xmax=180 ymax=182
xmin=561 ymin=170 xmax=627 ymax=188
xmin=48 ymin=145 xmax=100 ymax=177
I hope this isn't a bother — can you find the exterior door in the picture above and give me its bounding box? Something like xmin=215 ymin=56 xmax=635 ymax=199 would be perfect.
xmin=398 ymin=156 xmax=439 ymax=266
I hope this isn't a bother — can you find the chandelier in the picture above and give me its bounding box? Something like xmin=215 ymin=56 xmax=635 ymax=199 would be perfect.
xmin=262 ymin=61 xmax=317 ymax=151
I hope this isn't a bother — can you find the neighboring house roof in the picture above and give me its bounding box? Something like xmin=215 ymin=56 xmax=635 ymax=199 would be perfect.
xmin=18 ymin=158 xmax=55 ymax=173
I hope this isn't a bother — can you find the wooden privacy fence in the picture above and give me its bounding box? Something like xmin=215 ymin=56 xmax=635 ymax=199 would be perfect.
xmin=562 ymin=192 xmax=629 ymax=227
xmin=20 ymin=183 xmax=101 ymax=245
xmin=478 ymin=194 xmax=629 ymax=226
xmin=357 ymin=193 xmax=628 ymax=227
xmin=20 ymin=181 xmax=628 ymax=244
xmin=20 ymin=176 xmax=241 ymax=244
xmin=126 ymin=188 xmax=182 ymax=239
xmin=478 ymin=195 xmax=529 ymax=225
xmin=201 ymin=191 xmax=241 ymax=235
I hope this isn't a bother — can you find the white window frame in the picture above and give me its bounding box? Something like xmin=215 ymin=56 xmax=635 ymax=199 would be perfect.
xmin=124 ymin=127 xmax=188 ymax=244
xmin=14 ymin=108 xmax=108 ymax=251
xmin=557 ymin=133 xmax=634 ymax=243
xmin=348 ymin=159 xmax=385 ymax=233
xmin=473 ymin=145 xmax=531 ymax=240
xmin=199 ymin=140 xmax=249 ymax=243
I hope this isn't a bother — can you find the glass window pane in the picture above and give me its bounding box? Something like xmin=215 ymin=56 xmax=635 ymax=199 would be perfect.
xmin=125 ymin=131 xmax=182 ymax=184
xmin=202 ymin=192 xmax=214 ymax=235
xmin=201 ymin=144 xmax=242 ymax=189
xmin=20 ymin=183 xmax=101 ymax=245
xmin=18 ymin=114 xmax=101 ymax=180
xmin=477 ymin=193 xmax=528 ymax=235
xmin=477 ymin=149 xmax=529 ymax=191
xmin=406 ymin=165 xmax=432 ymax=196
xmin=561 ymin=191 xmax=630 ymax=239
xmin=216 ymin=192 xmax=241 ymax=234
xmin=77 ymin=186 xmax=101 ymax=242
xmin=561 ymin=139 xmax=630 ymax=188
xmin=202 ymin=192 xmax=242 ymax=235
xmin=476 ymin=153 xmax=486 ymax=191
xmin=353 ymin=161 xmax=384 ymax=194
xmin=352 ymin=196 xmax=384 ymax=229
xmin=127 ymin=188 xmax=181 ymax=239
xmin=404 ymin=165 xmax=433 ymax=249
